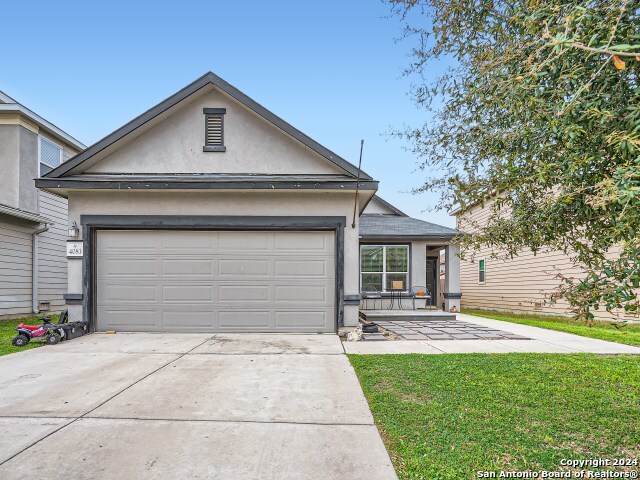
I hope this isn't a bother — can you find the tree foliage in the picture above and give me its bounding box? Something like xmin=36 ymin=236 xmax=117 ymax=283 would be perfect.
xmin=389 ymin=0 xmax=640 ymax=320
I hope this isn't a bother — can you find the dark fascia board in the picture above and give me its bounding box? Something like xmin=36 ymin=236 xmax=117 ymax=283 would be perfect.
xmin=359 ymin=234 xmax=459 ymax=242
xmin=44 ymin=72 xmax=373 ymax=180
xmin=371 ymin=195 xmax=408 ymax=216
xmin=35 ymin=177 xmax=378 ymax=191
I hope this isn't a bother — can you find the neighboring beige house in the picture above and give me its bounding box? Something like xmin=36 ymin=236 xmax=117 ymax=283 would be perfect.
xmin=454 ymin=200 xmax=635 ymax=320
xmin=0 ymin=91 xmax=85 ymax=318
xmin=37 ymin=72 xmax=462 ymax=333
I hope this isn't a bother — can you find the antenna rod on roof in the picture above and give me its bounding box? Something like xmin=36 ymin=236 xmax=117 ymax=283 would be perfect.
xmin=351 ymin=139 xmax=364 ymax=229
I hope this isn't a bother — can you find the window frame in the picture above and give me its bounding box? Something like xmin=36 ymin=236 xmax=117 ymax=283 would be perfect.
xmin=38 ymin=135 xmax=63 ymax=176
xmin=360 ymin=243 xmax=411 ymax=292
xmin=203 ymin=107 xmax=227 ymax=152
xmin=478 ymin=257 xmax=486 ymax=284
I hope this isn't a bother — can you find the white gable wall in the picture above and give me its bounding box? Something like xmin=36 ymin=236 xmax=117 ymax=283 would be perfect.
xmin=86 ymin=86 xmax=346 ymax=176
xmin=362 ymin=197 xmax=398 ymax=215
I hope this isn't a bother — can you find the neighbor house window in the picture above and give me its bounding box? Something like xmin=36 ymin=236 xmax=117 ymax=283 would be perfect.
xmin=39 ymin=136 xmax=62 ymax=176
xmin=478 ymin=258 xmax=486 ymax=284
xmin=203 ymin=108 xmax=226 ymax=152
xmin=360 ymin=245 xmax=409 ymax=292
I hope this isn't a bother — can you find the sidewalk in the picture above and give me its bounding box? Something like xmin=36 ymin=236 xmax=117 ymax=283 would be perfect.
xmin=343 ymin=312 xmax=640 ymax=355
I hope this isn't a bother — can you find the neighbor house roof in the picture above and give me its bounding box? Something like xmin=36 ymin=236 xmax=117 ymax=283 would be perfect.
xmin=0 ymin=90 xmax=86 ymax=151
xmin=42 ymin=72 xmax=372 ymax=180
xmin=359 ymin=214 xmax=459 ymax=239
xmin=0 ymin=203 xmax=54 ymax=224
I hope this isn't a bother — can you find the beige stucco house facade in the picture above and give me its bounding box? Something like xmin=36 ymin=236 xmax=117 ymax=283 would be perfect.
xmin=37 ymin=72 xmax=461 ymax=333
xmin=0 ymin=91 xmax=84 ymax=318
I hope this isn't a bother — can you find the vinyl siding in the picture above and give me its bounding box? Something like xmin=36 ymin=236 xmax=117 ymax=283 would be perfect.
xmin=457 ymin=201 xmax=635 ymax=321
xmin=0 ymin=218 xmax=33 ymax=316
xmin=37 ymin=190 xmax=68 ymax=312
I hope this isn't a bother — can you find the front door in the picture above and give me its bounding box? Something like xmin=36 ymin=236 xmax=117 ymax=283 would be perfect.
xmin=426 ymin=257 xmax=438 ymax=306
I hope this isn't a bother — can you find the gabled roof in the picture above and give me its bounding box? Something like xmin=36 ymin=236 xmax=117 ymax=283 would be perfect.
xmin=43 ymin=72 xmax=372 ymax=180
xmin=372 ymin=195 xmax=408 ymax=216
xmin=0 ymin=90 xmax=86 ymax=150
xmin=359 ymin=214 xmax=459 ymax=239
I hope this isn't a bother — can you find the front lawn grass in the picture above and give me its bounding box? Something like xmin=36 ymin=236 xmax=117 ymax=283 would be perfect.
xmin=349 ymin=353 xmax=640 ymax=480
xmin=0 ymin=314 xmax=59 ymax=357
xmin=464 ymin=308 xmax=640 ymax=347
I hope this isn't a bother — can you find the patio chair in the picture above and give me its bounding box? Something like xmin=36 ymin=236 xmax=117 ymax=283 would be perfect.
xmin=361 ymin=286 xmax=382 ymax=310
xmin=411 ymin=286 xmax=432 ymax=310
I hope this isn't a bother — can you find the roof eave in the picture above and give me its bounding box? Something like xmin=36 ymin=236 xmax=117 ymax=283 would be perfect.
xmin=35 ymin=178 xmax=379 ymax=191
xmin=0 ymin=104 xmax=86 ymax=151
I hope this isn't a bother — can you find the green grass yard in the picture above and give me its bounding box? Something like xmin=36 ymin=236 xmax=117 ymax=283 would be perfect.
xmin=350 ymin=353 xmax=640 ymax=480
xmin=0 ymin=314 xmax=59 ymax=357
xmin=464 ymin=308 xmax=640 ymax=347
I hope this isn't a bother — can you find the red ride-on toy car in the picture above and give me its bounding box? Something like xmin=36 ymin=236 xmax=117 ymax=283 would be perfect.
xmin=12 ymin=311 xmax=69 ymax=347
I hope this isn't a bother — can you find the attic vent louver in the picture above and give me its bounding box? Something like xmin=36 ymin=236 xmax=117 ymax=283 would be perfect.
xmin=203 ymin=108 xmax=226 ymax=152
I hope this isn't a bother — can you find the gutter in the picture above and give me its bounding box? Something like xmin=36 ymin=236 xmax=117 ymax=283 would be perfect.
xmin=32 ymin=223 xmax=50 ymax=313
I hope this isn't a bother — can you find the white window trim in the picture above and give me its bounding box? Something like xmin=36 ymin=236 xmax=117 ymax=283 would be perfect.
xmin=478 ymin=257 xmax=486 ymax=285
xmin=38 ymin=135 xmax=64 ymax=173
xmin=360 ymin=244 xmax=410 ymax=292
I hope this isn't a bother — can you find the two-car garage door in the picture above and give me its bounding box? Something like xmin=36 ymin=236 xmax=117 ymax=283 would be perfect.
xmin=96 ymin=230 xmax=336 ymax=333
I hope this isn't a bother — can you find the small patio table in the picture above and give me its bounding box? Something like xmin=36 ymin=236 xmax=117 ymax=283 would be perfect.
xmin=388 ymin=288 xmax=406 ymax=310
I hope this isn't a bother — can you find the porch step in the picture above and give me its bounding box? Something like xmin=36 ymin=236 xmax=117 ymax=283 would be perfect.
xmin=360 ymin=310 xmax=456 ymax=323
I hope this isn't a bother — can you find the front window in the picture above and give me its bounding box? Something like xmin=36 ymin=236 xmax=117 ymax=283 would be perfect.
xmin=39 ymin=137 xmax=62 ymax=176
xmin=360 ymin=245 xmax=409 ymax=292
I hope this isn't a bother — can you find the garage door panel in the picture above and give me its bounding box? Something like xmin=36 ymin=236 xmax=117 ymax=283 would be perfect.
xmin=160 ymin=232 xmax=214 ymax=251
xmin=218 ymin=259 xmax=270 ymax=277
xmin=161 ymin=259 xmax=214 ymax=276
xmin=102 ymin=285 xmax=158 ymax=303
xmin=274 ymin=285 xmax=331 ymax=303
xmin=219 ymin=285 xmax=269 ymax=302
xmin=274 ymin=232 xmax=328 ymax=251
xmin=101 ymin=258 xmax=157 ymax=276
xmin=276 ymin=311 xmax=330 ymax=328
xmin=162 ymin=310 xmax=214 ymax=328
xmin=98 ymin=308 xmax=158 ymax=327
xmin=218 ymin=232 xmax=269 ymax=252
xmin=219 ymin=311 xmax=270 ymax=329
xmin=96 ymin=230 xmax=336 ymax=333
xmin=162 ymin=285 xmax=213 ymax=302
xmin=274 ymin=259 xmax=332 ymax=277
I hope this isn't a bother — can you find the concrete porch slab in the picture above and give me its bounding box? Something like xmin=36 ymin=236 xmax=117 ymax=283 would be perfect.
xmin=90 ymin=353 xmax=373 ymax=424
xmin=0 ymin=418 xmax=397 ymax=480
xmin=191 ymin=333 xmax=343 ymax=355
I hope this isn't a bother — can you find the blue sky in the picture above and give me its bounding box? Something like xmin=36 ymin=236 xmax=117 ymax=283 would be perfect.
xmin=1 ymin=0 xmax=454 ymax=227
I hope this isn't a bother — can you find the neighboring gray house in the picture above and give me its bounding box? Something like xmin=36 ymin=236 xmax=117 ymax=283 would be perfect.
xmin=37 ymin=72 xmax=460 ymax=333
xmin=0 ymin=91 xmax=85 ymax=318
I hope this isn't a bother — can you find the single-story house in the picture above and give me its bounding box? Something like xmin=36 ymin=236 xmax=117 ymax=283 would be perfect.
xmin=0 ymin=90 xmax=85 ymax=318
xmin=37 ymin=72 xmax=461 ymax=333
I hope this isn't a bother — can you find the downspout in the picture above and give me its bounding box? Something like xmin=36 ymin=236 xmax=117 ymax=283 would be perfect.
xmin=32 ymin=223 xmax=49 ymax=313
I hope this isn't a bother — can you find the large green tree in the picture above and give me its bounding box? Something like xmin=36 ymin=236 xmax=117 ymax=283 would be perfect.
xmin=389 ymin=0 xmax=640 ymax=321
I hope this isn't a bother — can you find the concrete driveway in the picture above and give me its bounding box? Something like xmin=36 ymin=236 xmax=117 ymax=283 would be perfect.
xmin=0 ymin=334 xmax=396 ymax=480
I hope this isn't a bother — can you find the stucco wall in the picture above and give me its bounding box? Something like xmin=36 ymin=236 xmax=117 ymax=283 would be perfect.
xmin=18 ymin=127 xmax=38 ymax=213
xmin=362 ymin=197 xmax=395 ymax=215
xmin=85 ymin=86 xmax=346 ymax=176
xmin=0 ymin=125 xmax=20 ymax=209
xmin=66 ymin=190 xmax=361 ymax=327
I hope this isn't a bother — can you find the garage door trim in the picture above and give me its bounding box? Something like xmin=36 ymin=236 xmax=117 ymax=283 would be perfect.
xmin=80 ymin=215 xmax=346 ymax=333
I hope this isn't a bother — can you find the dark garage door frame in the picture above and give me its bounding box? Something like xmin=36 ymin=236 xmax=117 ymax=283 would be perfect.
xmin=80 ymin=215 xmax=346 ymax=333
